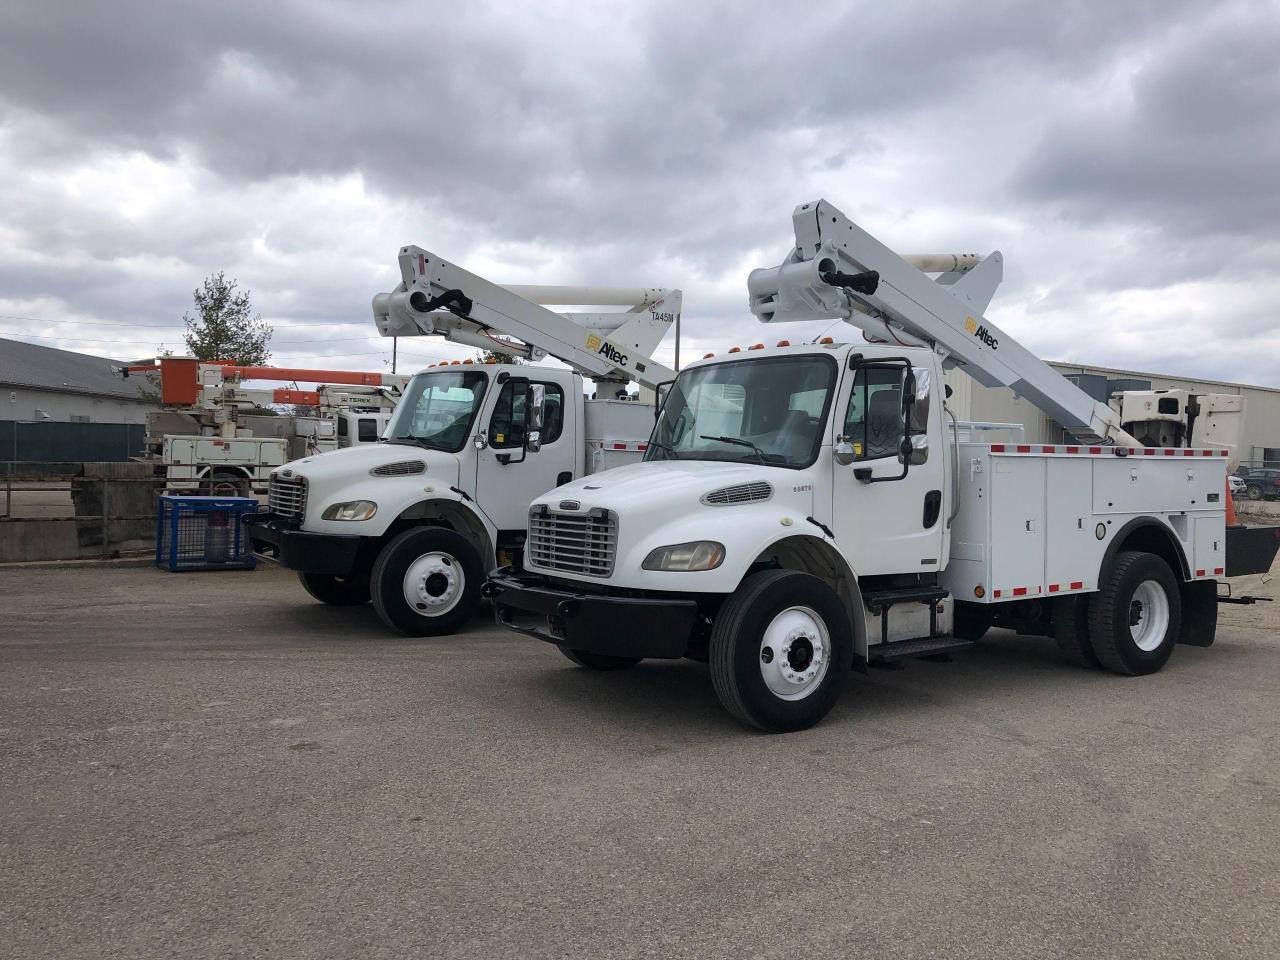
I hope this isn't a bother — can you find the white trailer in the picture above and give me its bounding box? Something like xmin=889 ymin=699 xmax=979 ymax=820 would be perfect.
xmin=487 ymin=199 xmax=1278 ymax=732
xmin=247 ymin=245 xmax=680 ymax=636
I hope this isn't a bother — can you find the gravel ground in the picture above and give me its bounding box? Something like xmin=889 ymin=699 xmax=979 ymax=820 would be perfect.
xmin=1 ymin=558 xmax=1279 ymax=959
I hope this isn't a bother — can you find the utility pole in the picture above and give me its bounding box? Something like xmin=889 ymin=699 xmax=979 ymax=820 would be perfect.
xmin=392 ymin=336 xmax=397 ymax=374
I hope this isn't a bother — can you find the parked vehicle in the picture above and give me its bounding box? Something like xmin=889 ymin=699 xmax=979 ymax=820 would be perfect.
xmin=487 ymin=199 xmax=1279 ymax=732
xmin=1229 ymin=474 xmax=1247 ymax=496
xmin=247 ymin=245 xmax=681 ymax=636
xmin=1240 ymin=469 xmax=1280 ymax=500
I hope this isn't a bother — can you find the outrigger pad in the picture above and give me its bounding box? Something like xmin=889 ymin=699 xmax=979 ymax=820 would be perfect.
xmin=1224 ymin=525 xmax=1280 ymax=577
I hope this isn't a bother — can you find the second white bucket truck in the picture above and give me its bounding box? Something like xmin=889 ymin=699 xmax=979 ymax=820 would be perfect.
xmin=248 ymin=245 xmax=680 ymax=636
xmin=487 ymin=200 xmax=1278 ymax=733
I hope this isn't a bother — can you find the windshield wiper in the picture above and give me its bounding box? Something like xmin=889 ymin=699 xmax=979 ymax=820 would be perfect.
xmin=699 ymin=434 xmax=772 ymax=465
xmin=385 ymin=436 xmax=448 ymax=451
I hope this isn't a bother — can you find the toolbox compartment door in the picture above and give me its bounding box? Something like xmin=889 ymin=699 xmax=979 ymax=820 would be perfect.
xmin=989 ymin=456 xmax=1045 ymax=593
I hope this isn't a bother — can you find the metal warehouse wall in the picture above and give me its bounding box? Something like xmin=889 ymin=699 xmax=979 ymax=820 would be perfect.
xmin=2 ymin=386 xmax=155 ymax=424
xmin=946 ymin=362 xmax=1280 ymax=466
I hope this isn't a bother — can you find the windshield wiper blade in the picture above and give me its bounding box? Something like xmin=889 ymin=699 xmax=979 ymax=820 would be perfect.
xmin=699 ymin=434 xmax=770 ymax=465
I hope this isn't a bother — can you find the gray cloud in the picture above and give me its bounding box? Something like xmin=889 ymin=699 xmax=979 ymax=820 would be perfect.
xmin=0 ymin=0 xmax=1276 ymax=384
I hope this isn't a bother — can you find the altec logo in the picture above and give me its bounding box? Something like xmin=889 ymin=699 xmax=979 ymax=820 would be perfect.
xmin=964 ymin=315 xmax=998 ymax=350
xmin=598 ymin=341 xmax=629 ymax=366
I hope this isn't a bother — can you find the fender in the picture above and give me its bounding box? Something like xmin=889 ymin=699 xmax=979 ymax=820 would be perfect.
xmin=394 ymin=495 xmax=498 ymax=571
xmin=746 ymin=531 xmax=870 ymax=666
xmin=1102 ymin=515 xmax=1191 ymax=581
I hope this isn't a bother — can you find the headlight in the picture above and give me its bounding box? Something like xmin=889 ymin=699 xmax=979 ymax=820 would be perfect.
xmin=322 ymin=500 xmax=378 ymax=521
xmin=642 ymin=540 xmax=725 ymax=571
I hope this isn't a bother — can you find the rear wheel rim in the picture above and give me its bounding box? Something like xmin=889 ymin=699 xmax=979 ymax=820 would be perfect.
xmin=759 ymin=606 xmax=830 ymax=701
xmin=402 ymin=552 xmax=464 ymax=617
xmin=1128 ymin=580 xmax=1170 ymax=652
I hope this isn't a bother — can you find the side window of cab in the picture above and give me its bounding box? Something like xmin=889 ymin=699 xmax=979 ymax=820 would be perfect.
xmin=489 ymin=381 xmax=565 ymax=448
xmin=843 ymin=366 xmax=904 ymax=460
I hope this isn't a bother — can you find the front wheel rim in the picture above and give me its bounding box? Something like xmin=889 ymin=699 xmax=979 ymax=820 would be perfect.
xmin=759 ymin=605 xmax=831 ymax=701
xmin=402 ymin=552 xmax=465 ymax=617
xmin=1128 ymin=580 xmax=1171 ymax=652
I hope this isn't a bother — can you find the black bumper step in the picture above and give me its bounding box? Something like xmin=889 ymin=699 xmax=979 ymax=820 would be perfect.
xmin=872 ymin=636 xmax=975 ymax=661
xmin=862 ymin=584 xmax=948 ymax=613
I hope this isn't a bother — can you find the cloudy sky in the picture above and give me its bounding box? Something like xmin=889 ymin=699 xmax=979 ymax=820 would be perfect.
xmin=1 ymin=0 xmax=1277 ymax=386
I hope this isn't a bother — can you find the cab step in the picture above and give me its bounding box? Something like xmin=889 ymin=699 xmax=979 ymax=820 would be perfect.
xmin=872 ymin=635 xmax=974 ymax=662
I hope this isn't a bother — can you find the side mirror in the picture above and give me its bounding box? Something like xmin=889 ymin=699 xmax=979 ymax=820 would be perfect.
xmin=903 ymin=433 xmax=929 ymax=466
xmin=908 ymin=366 xmax=931 ymax=434
xmin=525 ymin=383 xmax=545 ymax=452
xmin=834 ymin=437 xmax=856 ymax=466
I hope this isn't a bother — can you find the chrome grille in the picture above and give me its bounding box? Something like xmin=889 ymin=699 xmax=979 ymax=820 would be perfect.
xmin=701 ymin=481 xmax=772 ymax=505
xmin=527 ymin=507 xmax=618 ymax=577
xmin=268 ymin=475 xmax=307 ymax=519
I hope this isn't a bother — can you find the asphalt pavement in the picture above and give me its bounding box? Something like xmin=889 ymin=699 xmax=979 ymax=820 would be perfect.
xmin=2 ymin=561 xmax=1279 ymax=959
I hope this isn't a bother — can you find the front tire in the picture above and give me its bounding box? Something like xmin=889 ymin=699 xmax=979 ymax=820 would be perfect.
xmin=298 ymin=570 xmax=371 ymax=606
xmin=558 ymin=647 xmax=641 ymax=670
xmin=370 ymin=527 xmax=483 ymax=636
xmin=1247 ymin=484 xmax=1263 ymax=500
xmin=1087 ymin=551 xmax=1181 ymax=676
xmin=710 ymin=570 xmax=852 ymax=733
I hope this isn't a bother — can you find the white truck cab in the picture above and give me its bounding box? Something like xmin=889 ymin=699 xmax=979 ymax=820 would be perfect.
xmin=487 ymin=200 xmax=1279 ymax=732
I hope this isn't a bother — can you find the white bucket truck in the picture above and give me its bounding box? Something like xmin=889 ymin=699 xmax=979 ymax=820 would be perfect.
xmin=487 ymin=200 xmax=1278 ymax=732
xmin=248 ymin=244 xmax=680 ymax=635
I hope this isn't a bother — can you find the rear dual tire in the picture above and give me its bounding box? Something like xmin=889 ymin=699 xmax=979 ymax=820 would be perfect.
xmin=1085 ymin=551 xmax=1181 ymax=676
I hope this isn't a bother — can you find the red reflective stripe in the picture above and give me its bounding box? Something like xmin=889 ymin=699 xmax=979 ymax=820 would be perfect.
xmin=993 ymin=589 xmax=1002 ymax=598
xmin=1016 ymin=444 xmax=1031 ymax=453
xmin=1088 ymin=446 xmax=1102 ymax=454
xmin=1048 ymin=583 xmax=1060 ymax=593
xmin=1143 ymin=448 xmax=1155 ymax=455
xmin=1070 ymin=581 xmax=1084 ymax=590
xmin=991 ymin=444 xmax=1005 ymax=452
xmin=611 ymin=443 xmax=626 ymax=449
xmin=1214 ymin=567 xmax=1224 ymax=575
xmin=1065 ymin=446 xmax=1079 ymax=454
xmin=1012 ymin=587 xmax=1028 ymax=597
xmin=637 ymin=443 xmax=648 ymax=451
xmin=1220 ymin=450 xmax=1229 ymax=457
xmin=1041 ymin=445 xmax=1056 ymax=454
xmin=1163 ymin=449 xmax=1174 ymax=456
xmin=1201 ymin=449 xmax=1213 ymax=457
xmin=1183 ymin=449 xmax=1195 ymax=456
xmin=1195 ymin=569 xmax=1205 ymax=577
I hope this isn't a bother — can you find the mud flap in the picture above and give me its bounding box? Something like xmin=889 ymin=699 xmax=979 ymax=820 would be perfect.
xmin=1178 ymin=579 xmax=1217 ymax=647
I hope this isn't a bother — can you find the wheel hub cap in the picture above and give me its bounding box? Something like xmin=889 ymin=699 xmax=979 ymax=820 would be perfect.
xmin=759 ymin=606 xmax=831 ymax=701
xmin=1129 ymin=580 xmax=1170 ymax=652
xmin=402 ymin=552 xmax=464 ymax=616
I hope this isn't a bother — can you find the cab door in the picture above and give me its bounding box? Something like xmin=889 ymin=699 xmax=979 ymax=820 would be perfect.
xmin=828 ymin=355 xmax=946 ymax=577
xmin=473 ymin=371 xmax=576 ymax=531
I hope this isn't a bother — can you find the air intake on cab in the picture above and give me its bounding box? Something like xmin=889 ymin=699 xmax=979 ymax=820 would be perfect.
xmin=701 ymin=481 xmax=773 ymax=505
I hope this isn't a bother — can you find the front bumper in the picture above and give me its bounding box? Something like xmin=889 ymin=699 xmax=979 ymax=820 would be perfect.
xmin=243 ymin=513 xmax=362 ymax=576
xmin=483 ymin=568 xmax=700 ymax=659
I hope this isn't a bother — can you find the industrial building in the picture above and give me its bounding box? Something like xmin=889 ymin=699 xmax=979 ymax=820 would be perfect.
xmin=947 ymin=360 xmax=1280 ymax=468
xmin=1 ymin=337 xmax=156 ymax=423
xmin=1 ymin=338 xmax=159 ymax=465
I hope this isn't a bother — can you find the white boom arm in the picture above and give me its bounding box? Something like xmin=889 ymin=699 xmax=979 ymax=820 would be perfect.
xmin=372 ymin=246 xmax=678 ymax=392
xmin=747 ymin=200 xmax=1140 ymax=446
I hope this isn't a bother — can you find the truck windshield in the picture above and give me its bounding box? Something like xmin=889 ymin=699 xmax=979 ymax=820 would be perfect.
xmin=647 ymin=355 xmax=836 ymax=468
xmin=384 ymin=370 xmax=488 ymax=452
